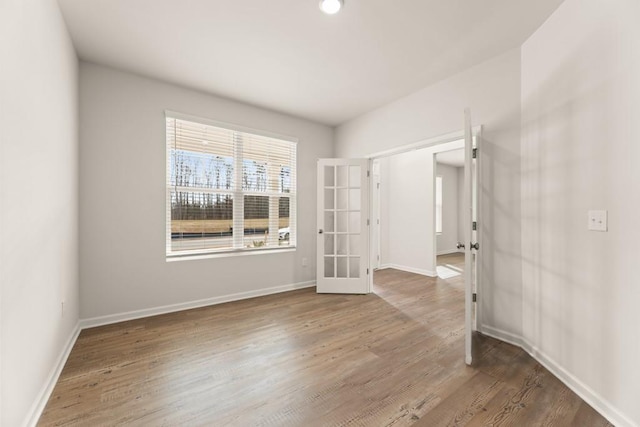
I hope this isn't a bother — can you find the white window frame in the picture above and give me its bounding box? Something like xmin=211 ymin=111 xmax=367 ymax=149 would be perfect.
xmin=165 ymin=111 xmax=297 ymax=259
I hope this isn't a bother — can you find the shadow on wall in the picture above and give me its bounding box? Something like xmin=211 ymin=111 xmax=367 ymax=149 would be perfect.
xmin=520 ymin=29 xmax=621 ymax=407
xmin=478 ymin=131 xmax=523 ymax=334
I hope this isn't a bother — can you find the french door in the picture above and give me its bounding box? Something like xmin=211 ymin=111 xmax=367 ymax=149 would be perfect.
xmin=316 ymin=159 xmax=370 ymax=294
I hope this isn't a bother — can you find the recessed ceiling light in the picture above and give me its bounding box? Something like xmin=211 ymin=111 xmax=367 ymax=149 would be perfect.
xmin=319 ymin=0 xmax=343 ymax=15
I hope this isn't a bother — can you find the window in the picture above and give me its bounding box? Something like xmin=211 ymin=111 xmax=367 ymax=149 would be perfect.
xmin=166 ymin=113 xmax=296 ymax=257
xmin=435 ymin=175 xmax=443 ymax=234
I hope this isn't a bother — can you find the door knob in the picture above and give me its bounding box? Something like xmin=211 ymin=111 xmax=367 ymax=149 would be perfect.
xmin=318 ymin=229 xmax=323 ymax=234
xmin=470 ymin=242 xmax=479 ymax=250
xmin=456 ymin=242 xmax=465 ymax=249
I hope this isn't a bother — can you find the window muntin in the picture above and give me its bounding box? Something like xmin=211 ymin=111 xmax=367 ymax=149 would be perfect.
xmin=166 ymin=115 xmax=296 ymax=256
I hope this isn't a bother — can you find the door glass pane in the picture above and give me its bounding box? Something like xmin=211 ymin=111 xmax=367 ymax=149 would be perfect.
xmin=324 ymin=166 xmax=334 ymax=187
xmin=336 ymin=166 xmax=348 ymax=187
xmin=324 ymin=257 xmax=335 ymax=278
xmin=324 ymin=234 xmax=334 ymax=255
xmin=337 ymin=257 xmax=348 ymax=278
xmin=349 ymin=257 xmax=360 ymax=278
xmin=349 ymin=212 xmax=360 ymax=232
xmin=349 ymin=165 xmax=361 ymax=188
xmin=336 ymin=234 xmax=348 ymax=255
xmin=324 ymin=211 xmax=335 ymax=232
xmin=349 ymin=189 xmax=360 ymax=211
xmin=336 ymin=189 xmax=348 ymax=210
xmin=350 ymin=235 xmax=360 ymax=255
xmin=324 ymin=189 xmax=334 ymax=209
xmin=336 ymin=212 xmax=348 ymax=232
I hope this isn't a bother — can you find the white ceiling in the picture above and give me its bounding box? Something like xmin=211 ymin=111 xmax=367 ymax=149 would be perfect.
xmin=57 ymin=0 xmax=563 ymax=126
xmin=436 ymin=148 xmax=465 ymax=168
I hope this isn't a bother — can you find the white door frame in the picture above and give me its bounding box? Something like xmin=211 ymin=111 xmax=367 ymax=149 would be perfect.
xmin=364 ymin=125 xmax=483 ymax=322
xmin=371 ymin=160 xmax=381 ymax=270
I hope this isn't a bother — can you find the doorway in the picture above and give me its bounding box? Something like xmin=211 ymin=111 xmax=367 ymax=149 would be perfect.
xmin=365 ymin=119 xmax=480 ymax=364
xmin=317 ymin=116 xmax=481 ymax=364
xmin=370 ymin=139 xmax=464 ymax=279
xmin=434 ymin=148 xmax=465 ymax=281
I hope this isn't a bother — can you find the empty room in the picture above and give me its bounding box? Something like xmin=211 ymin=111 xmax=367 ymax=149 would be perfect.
xmin=1 ymin=0 xmax=639 ymax=426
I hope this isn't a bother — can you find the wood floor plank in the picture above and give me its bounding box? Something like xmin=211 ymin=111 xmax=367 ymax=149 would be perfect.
xmin=38 ymin=254 xmax=611 ymax=426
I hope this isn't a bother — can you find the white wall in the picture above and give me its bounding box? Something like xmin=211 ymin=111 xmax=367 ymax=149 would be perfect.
xmin=385 ymin=149 xmax=434 ymax=275
xmin=0 ymin=0 xmax=79 ymax=425
xmin=377 ymin=157 xmax=390 ymax=267
xmin=521 ymin=0 xmax=640 ymax=425
xmin=336 ymin=49 xmax=523 ymax=337
xmin=435 ymin=163 xmax=459 ymax=255
xmin=79 ymin=63 xmax=333 ymax=320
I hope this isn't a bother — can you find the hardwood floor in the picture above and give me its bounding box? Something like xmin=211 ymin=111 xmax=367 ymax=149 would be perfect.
xmin=39 ymin=257 xmax=611 ymax=426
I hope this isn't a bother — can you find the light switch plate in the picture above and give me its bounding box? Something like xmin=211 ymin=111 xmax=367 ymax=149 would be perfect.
xmin=588 ymin=210 xmax=607 ymax=232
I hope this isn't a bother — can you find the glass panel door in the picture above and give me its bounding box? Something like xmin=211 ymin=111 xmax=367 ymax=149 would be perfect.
xmin=317 ymin=159 xmax=369 ymax=294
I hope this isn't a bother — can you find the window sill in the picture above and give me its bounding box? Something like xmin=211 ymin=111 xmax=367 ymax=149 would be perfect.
xmin=166 ymin=246 xmax=296 ymax=262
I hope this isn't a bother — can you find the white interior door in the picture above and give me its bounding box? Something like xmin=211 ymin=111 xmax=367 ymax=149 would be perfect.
xmin=463 ymin=109 xmax=479 ymax=365
xmin=317 ymin=159 xmax=370 ymax=294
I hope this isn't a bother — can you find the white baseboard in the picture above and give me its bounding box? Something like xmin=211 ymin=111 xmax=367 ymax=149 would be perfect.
xmin=25 ymin=322 xmax=81 ymax=427
xmin=383 ymin=264 xmax=437 ymax=278
xmin=377 ymin=264 xmax=391 ymax=270
xmin=437 ymin=248 xmax=462 ymax=256
xmin=479 ymin=325 xmax=525 ymax=348
xmin=480 ymin=325 xmax=637 ymax=427
xmin=80 ymin=280 xmax=316 ymax=329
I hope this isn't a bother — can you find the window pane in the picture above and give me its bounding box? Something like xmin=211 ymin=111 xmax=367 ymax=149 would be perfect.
xmin=337 ymin=212 xmax=348 ymax=232
xmin=349 ymin=211 xmax=360 ymax=232
xmin=337 ymin=189 xmax=348 ymax=210
xmin=170 ymin=150 xmax=234 ymax=190
xmin=350 ymin=235 xmax=360 ymax=255
xmin=336 ymin=165 xmax=348 ymax=187
xmin=244 ymin=195 xmax=269 ymax=248
xmin=337 ymin=257 xmax=348 ymax=278
xmin=170 ymin=190 xmax=233 ymax=251
xmin=278 ymin=197 xmax=291 ymax=246
xmin=242 ymin=159 xmax=268 ymax=192
xmin=349 ymin=189 xmax=360 ymax=211
xmin=325 ymin=211 xmax=335 ymax=232
xmin=324 ymin=166 xmax=335 ymax=187
xmin=349 ymin=257 xmax=360 ymax=278
xmin=324 ymin=257 xmax=335 ymax=278
xmin=324 ymin=189 xmax=335 ymax=210
xmin=337 ymin=234 xmax=348 ymax=255
xmin=324 ymin=234 xmax=335 ymax=255
xmin=280 ymin=166 xmax=292 ymax=193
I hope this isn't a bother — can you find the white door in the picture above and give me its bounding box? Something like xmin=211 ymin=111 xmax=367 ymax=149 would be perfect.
xmin=463 ymin=109 xmax=479 ymax=365
xmin=317 ymin=159 xmax=370 ymax=294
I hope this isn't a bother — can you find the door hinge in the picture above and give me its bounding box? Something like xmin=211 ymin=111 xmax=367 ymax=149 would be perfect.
xmin=367 ymin=268 xmax=370 ymax=275
xmin=377 ymin=255 xmax=380 ymax=261
xmin=472 ymin=293 xmax=477 ymax=302
xmin=367 ymin=219 xmax=370 ymax=226
xmin=472 ymin=221 xmax=477 ymax=231
xmin=472 ymin=148 xmax=477 ymax=159
xmin=367 ymin=170 xmax=370 ymax=177
xmin=377 ymin=182 xmax=380 ymax=189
